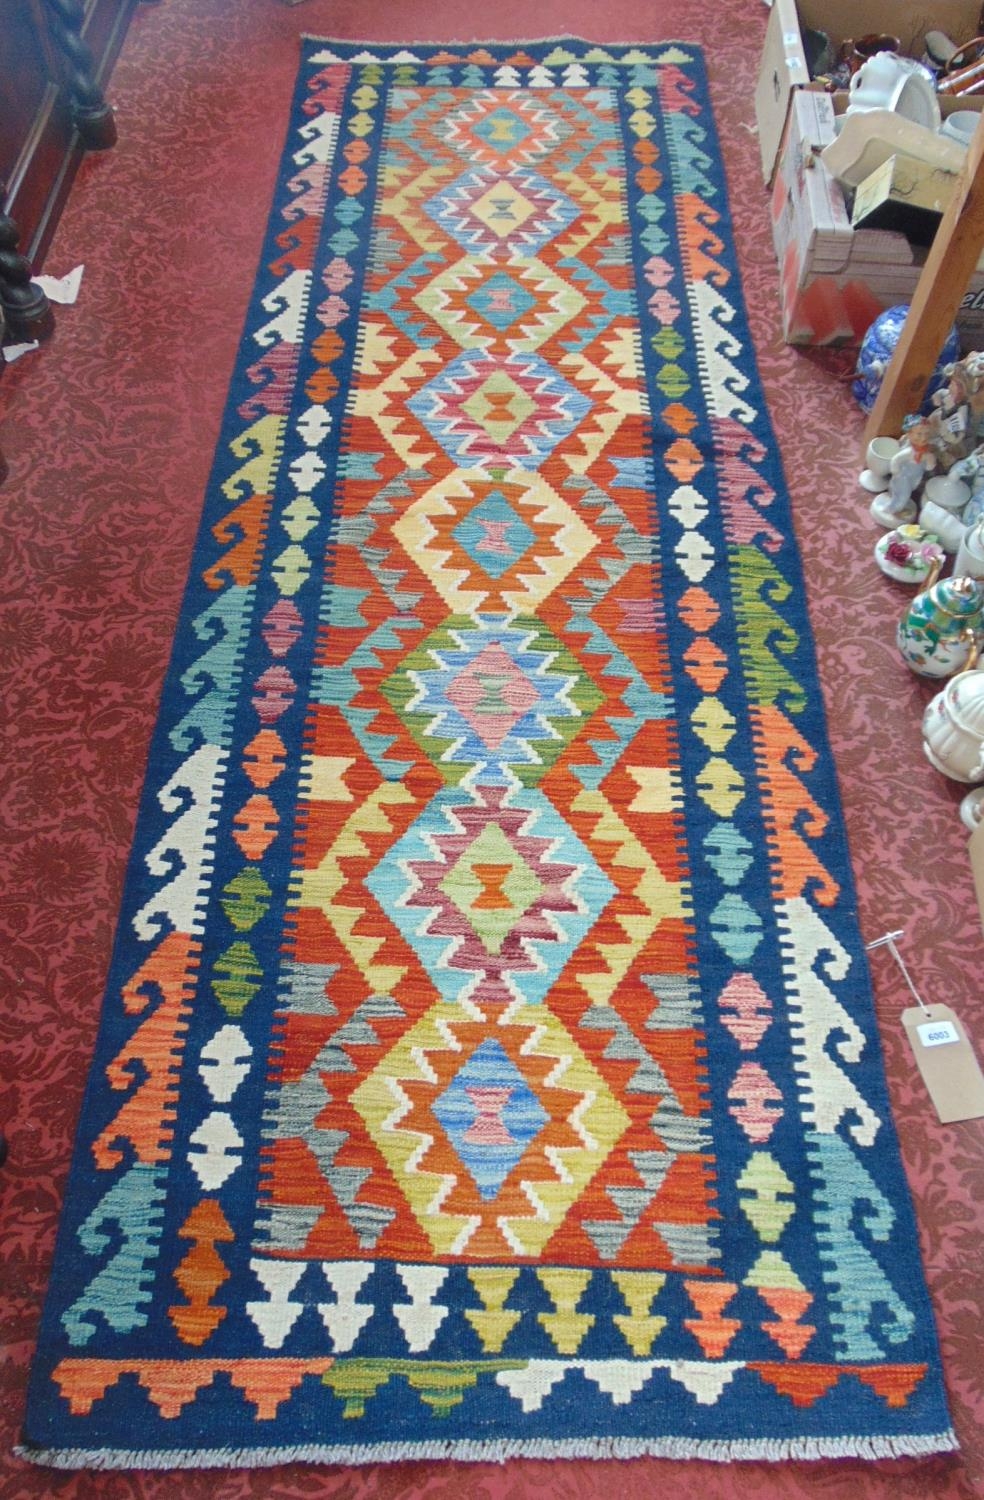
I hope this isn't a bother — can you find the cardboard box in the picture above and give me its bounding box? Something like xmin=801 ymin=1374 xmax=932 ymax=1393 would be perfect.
xmin=851 ymin=153 xmax=957 ymax=242
xmin=755 ymin=0 xmax=984 ymax=183
xmin=770 ymin=90 xmax=984 ymax=343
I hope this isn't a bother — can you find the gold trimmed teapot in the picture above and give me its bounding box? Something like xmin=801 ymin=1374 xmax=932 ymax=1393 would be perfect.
xmin=897 ymin=566 xmax=984 ymax=679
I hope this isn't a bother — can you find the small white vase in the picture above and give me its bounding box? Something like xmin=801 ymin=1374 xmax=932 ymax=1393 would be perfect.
xmin=955 ymin=519 xmax=984 ymax=580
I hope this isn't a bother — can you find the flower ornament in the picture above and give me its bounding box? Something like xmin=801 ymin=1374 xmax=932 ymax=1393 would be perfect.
xmin=875 ymin=524 xmax=945 ymax=583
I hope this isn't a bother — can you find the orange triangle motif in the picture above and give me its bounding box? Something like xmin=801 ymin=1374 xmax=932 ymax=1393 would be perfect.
xmin=138 ymin=1361 xmax=221 ymax=1419
xmin=757 ymin=1286 xmax=816 ymax=1359
xmin=750 ymin=1362 xmax=843 ymax=1407
xmin=683 ymin=1281 xmax=741 ymax=1358
xmin=848 ymin=1364 xmax=928 ymax=1409
xmin=226 ymin=1358 xmax=335 ymax=1420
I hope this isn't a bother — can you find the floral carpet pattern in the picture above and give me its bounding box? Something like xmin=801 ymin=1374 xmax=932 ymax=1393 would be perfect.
xmin=2 ymin=0 xmax=983 ymax=1497
xmin=14 ymin=37 xmax=956 ymax=1471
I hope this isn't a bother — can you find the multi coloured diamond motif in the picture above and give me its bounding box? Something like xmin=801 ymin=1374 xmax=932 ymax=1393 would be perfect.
xmin=424 ymin=167 xmax=580 ymax=256
xmin=350 ymin=999 xmax=632 ymax=1257
xmin=413 ymin=257 xmax=588 ymax=353
xmin=366 ymin=781 xmax=617 ymax=1007
xmin=436 ymin=91 xmax=575 ymax=169
xmin=390 ymin=468 xmax=599 ymax=614
xmin=407 ymin=349 xmax=591 ymax=468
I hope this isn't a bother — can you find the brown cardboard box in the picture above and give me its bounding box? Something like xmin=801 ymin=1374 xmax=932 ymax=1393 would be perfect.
xmin=851 ymin=153 xmax=957 ymax=242
xmin=755 ymin=0 xmax=984 ymax=183
xmin=770 ymin=90 xmax=984 ymax=342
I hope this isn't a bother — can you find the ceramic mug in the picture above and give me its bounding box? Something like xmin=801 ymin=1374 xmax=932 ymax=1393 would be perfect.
xmin=866 ymin=436 xmax=900 ymax=476
xmin=920 ymin=498 xmax=967 ymax=553
xmin=940 ymin=110 xmax=980 ymax=148
xmin=849 ymin=34 xmax=901 ymax=72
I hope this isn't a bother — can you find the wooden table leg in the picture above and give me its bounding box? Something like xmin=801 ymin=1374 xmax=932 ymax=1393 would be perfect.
xmin=0 ymin=214 xmax=54 ymax=344
xmin=863 ymin=112 xmax=984 ymax=450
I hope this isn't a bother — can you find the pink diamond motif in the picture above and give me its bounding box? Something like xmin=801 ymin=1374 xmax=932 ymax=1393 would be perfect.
xmin=444 ymin=642 xmax=541 ymax=750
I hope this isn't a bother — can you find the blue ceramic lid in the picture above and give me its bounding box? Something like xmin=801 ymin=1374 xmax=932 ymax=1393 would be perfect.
xmin=936 ymin=576 xmax=984 ymax=615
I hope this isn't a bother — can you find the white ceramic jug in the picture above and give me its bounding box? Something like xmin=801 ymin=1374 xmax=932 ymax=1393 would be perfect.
xmin=848 ymin=53 xmax=941 ymax=129
xmin=922 ymin=667 xmax=984 ymax=781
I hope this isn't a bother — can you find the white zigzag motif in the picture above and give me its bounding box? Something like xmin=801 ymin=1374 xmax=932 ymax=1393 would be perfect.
xmin=132 ymin=742 xmax=227 ymax=941
xmin=688 ymin=279 xmax=756 ymax=424
xmin=776 ymin=897 xmax=881 ymax=1147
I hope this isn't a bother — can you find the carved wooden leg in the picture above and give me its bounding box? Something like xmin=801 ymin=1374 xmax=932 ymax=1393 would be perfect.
xmin=0 ymin=215 xmax=54 ymax=345
xmin=41 ymin=0 xmax=118 ymax=151
xmin=0 ymin=301 xmax=6 ymax=487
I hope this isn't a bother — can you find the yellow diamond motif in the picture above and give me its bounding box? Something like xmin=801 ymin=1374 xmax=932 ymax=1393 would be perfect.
xmin=350 ymin=1001 xmax=631 ymax=1259
xmin=392 ymin=467 xmax=598 ymax=616
xmin=468 ymin=182 xmax=538 ymax=237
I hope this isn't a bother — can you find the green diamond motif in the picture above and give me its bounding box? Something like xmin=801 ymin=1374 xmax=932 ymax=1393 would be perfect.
xmin=439 ymin=821 xmax=545 ymax=952
xmin=380 ymin=615 xmax=605 ymax=786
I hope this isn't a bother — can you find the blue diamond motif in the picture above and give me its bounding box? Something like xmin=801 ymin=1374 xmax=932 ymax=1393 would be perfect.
xmin=406 ymin=349 xmax=592 ymax=470
xmin=432 ymin=1039 xmax=549 ymax=1199
xmin=472 ymin=108 xmax=533 ymax=153
xmin=452 ymin=492 xmax=536 ymax=579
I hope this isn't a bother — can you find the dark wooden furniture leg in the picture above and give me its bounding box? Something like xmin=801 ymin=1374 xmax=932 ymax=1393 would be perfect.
xmin=0 ymin=214 xmax=53 ymax=487
xmin=41 ymin=0 xmax=119 ymax=151
xmin=0 ymin=213 xmax=54 ymax=344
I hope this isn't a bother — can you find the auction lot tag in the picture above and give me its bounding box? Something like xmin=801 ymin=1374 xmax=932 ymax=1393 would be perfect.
xmin=902 ymin=1003 xmax=984 ymax=1123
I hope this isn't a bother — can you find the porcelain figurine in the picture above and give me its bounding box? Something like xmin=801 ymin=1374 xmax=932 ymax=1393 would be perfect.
xmin=884 ymin=423 xmax=937 ymax=518
xmin=922 ymin=668 xmax=984 ymax=781
xmin=897 ymin=570 xmax=984 ymax=678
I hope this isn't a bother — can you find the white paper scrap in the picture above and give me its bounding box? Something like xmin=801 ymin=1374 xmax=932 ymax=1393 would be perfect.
xmin=32 ymin=264 xmax=84 ymax=305
xmin=3 ymin=341 xmax=41 ymax=363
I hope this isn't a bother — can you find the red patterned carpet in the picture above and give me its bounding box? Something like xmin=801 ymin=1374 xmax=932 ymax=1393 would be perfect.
xmin=2 ymin=0 xmax=983 ymax=1494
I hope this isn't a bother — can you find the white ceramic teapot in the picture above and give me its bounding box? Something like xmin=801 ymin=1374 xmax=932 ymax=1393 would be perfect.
xmin=922 ymin=667 xmax=984 ymax=782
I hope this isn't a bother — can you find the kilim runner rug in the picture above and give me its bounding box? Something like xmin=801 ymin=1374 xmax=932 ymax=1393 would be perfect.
xmin=21 ymin=39 xmax=955 ymax=1468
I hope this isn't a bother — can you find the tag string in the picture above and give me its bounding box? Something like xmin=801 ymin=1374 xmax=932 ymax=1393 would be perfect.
xmin=865 ymin=929 xmax=932 ymax=1015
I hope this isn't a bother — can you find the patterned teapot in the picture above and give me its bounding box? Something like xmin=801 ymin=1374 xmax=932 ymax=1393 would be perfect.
xmin=922 ymin=668 xmax=984 ymax=782
xmin=897 ymin=569 xmax=984 ymax=678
